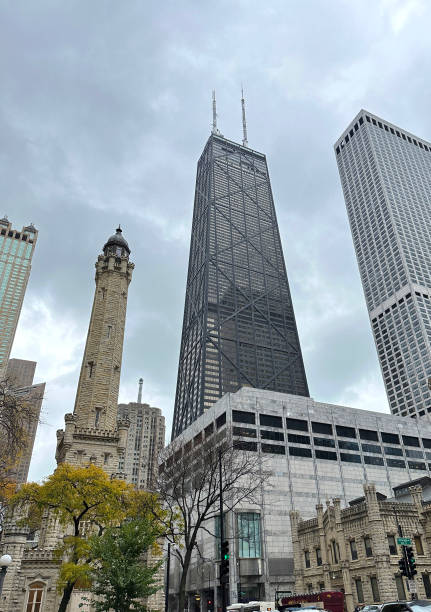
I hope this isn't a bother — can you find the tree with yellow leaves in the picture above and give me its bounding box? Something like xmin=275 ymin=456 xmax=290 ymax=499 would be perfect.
xmin=0 ymin=379 xmax=42 ymax=533
xmin=11 ymin=462 xmax=161 ymax=612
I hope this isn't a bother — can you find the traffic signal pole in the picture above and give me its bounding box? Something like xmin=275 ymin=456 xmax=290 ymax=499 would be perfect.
xmin=395 ymin=511 xmax=410 ymax=599
xmin=395 ymin=513 xmax=417 ymax=600
xmin=406 ymin=545 xmax=418 ymax=599
xmin=219 ymin=449 xmax=227 ymax=612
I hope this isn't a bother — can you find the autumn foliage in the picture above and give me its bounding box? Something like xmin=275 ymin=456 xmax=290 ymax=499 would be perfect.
xmin=11 ymin=463 xmax=164 ymax=612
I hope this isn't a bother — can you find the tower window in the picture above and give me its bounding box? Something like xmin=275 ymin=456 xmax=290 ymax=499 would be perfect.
xmin=107 ymin=325 xmax=112 ymax=338
xmin=26 ymin=581 xmax=45 ymax=612
xmin=101 ymin=287 xmax=106 ymax=299
xmin=95 ymin=408 xmax=102 ymax=428
xmin=88 ymin=361 xmax=95 ymax=378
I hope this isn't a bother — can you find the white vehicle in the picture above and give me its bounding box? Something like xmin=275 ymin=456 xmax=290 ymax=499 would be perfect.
xmin=227 ymin=601 xmax=276 ymax=612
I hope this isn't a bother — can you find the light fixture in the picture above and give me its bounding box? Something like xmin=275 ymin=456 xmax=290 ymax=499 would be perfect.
xmin=0 ymin=555 xmax=12 ymax=568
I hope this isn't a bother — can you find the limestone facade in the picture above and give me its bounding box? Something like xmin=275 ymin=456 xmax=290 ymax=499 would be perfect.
xmin=290 ymin=482 xmax=431 ymax=612
xmin=0 ymin=228 xmax=142 ymax=612
xmin=55 ymin=227 xmax=134 ymax=476
xmin=163 ymin=387 xmax=431 ymax=610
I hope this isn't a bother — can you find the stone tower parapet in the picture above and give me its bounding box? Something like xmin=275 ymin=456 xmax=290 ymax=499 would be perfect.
xmin=55 ymin=227 xmax=133 ymax=476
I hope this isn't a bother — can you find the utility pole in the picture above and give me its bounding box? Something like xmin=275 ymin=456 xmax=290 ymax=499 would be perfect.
xmin=219 ymin=449 xmax=227 ymax=612
xmin=165 ymin=543 xmax=171 ymax=612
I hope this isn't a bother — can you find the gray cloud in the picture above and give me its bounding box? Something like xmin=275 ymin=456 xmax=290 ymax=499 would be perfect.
xmin=2 ymin=0 xmax=430 ymax=480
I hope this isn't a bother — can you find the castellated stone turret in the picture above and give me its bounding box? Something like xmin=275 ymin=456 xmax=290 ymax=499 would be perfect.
xmin=0 ymin=227 xmax=135 ymax=612
xmin=55 ymin=227 xmax=134 ymax=476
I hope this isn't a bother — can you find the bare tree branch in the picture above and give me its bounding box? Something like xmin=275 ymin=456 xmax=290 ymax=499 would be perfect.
xmin=0 ymin=379 xmax=43 ymax=533
xmin=156 ymin=431 xmax=270 ymax=612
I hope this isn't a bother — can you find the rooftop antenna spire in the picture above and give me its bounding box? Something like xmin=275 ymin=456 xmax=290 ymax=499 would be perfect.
xmin=137 ymin=377 xmax=143 ymax=404
xmin=212 ymin=90 xmax=218 ymax=134
xmin=241 ymin=86 xmax=248 ymax=147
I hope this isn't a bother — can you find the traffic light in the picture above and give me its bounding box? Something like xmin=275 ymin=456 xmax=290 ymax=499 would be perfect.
xmin=220 ymin=540 xmax=230 ymax=583
xmin=406 ymin=546 xmax=417 ymax=577
xmin=398 ymin=556 xmax=408 ymax=577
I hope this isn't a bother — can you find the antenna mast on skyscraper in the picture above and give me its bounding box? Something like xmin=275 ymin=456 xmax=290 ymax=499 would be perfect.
xmin=138 ymin=377 xmax=143 ymax=404
xmin=241 ymin=86 xmax=248 ymax=147
xmin=212 ymin=90 xmax=218 ymax=134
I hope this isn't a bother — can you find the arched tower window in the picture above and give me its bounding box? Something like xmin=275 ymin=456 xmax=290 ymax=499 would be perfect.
xmin=26 ymin=581 xmax=45 ymax=612
xmin=95 ymin=407 xmax=102 ymax=428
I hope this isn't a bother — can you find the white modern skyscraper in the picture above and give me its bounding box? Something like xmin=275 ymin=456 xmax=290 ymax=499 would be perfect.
xmin=335 ymin=110 xmax=431 ymax=420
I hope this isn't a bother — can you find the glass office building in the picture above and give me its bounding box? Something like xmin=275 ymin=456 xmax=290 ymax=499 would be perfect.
xmin=172 ymin=133 xmax=308 ymax=439
xmin=335 ymin=110 xmax=431 ymax=419
xmin=0 ymin=217 xmax=37 ymax=376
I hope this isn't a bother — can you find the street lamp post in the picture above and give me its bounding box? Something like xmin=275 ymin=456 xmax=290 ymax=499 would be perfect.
xmin=0 ymin=554 xmax=12 ymax=598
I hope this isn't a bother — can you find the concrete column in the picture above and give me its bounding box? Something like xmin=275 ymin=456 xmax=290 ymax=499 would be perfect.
xmin=187 ymin=593 xmax=194 ymax=612
xmin=409 ymin=485 xmax=424 ymax=516
xmin=0 ymin=514 xmax=29 ymax=612
xmin=340 ymin=561 xmax=354 ymax=612
xmin=213 ymin=584 xmax=219 ymax=612
xmin=316 ymin=504 xmax=331 ymax=590
xmin=200 ymin=590 xmax=206 ymax=612
xmin=322 ymin=563 xmax=332 ymax=591
xmin=289 ymin=511 xmax=305 ymax=593
xmin=363 ymin=484 xmax=398 ymax=601
xmin=333 ymin=499 xmax=354 ymax=612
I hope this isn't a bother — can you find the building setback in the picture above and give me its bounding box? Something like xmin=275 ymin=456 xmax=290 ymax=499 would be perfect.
xmin=6 ymin=358 xmax=36 ymax=388
xmin=118 ymin=378 xmax=165 ymax=489
xmin=335 ymin=111 xmax=431 ymax=420
xmin=0 ymin=218 xmax=37 ymax=379
xmin=163 ymin=387 xmax=431 ymax=609
xmin=5 ymin=358 xmax=45 ymax=484
xmin=291 ymin=480 xmax=431 ymax=611
xmin=172 ymin=129 xmax=308 ymax=439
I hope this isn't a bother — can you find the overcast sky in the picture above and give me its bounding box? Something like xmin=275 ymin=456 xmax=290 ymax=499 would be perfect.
xmin=2 ymin=0 xmax=431 ymax=482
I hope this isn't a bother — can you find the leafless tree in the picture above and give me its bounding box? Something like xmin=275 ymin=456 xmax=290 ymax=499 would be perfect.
xmin=155 ymin=429 xmax=269 ymax=612
xmin=0 ymin=379 xmax=43 ymax=532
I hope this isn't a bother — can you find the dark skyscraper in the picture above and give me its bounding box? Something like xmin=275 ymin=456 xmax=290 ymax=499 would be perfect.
xmin=172 ymin=112 xmax=308 ymax=439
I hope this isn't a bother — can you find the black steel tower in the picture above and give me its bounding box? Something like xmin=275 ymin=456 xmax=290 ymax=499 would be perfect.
xmin=172 ymin=126 xmax=309 ymax=439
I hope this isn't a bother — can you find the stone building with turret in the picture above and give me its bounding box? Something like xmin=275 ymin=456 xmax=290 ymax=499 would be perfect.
xmin=55 ymin=226 xmax=134 ymax=476
xmin=290 ymin=479 xmax=431 ymax=611
xmin=0 ymin=227 xmax=136 ymax=612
